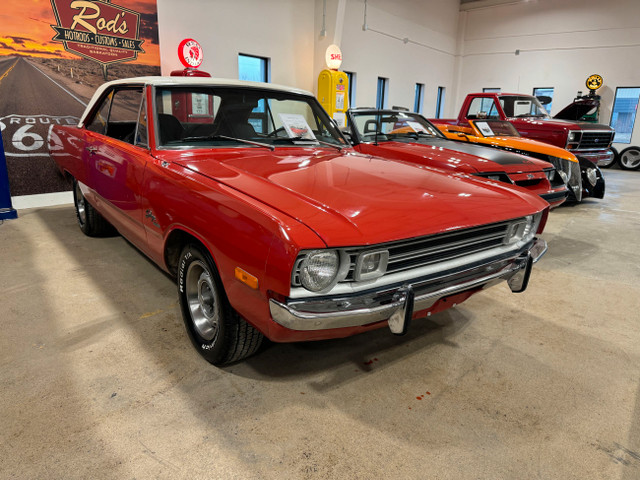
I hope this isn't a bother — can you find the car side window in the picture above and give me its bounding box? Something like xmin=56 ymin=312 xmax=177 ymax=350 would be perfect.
xmin=86 ymin=91 xmax=113 ymax=135
xmin=467 ymin=97 xmax=500 ymax=120
xmin=85 ymin=87 xmax=144 ymax=144
xmin=135 ymin=95 xmax=148 ymax=148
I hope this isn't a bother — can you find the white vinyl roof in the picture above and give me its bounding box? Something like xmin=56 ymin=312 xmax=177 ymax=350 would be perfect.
xmin=80 ymin=76 xmax=313 ymax=126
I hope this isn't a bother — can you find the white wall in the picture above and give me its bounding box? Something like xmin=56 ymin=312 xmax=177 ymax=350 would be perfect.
xmin=156 ymin=0 xmax=461 ymax=116
xmin=156 ymin=0 xmax=317 ymax=92
xmin=458 ymin=0 xmax=640 ymax=148
xmin=326 ymin=0 xmax=460 ymax=116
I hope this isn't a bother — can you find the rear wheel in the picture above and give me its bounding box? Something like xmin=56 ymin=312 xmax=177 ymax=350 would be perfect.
xmin=73 ymin=179 xmax=115 ymax=236
xmin=619 ymin=146 xmax=640 ymax=170
xmin=177 ymin=244 xmax=264 ymax=365
xmin=598 ymin=147 xmax=618 ymax=168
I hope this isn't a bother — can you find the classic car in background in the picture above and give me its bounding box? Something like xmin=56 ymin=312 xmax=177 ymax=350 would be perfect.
xmin=435 ymin=92 xmax=616 ymax=166
xmin=435 ymin=119 xmax=604 ymax=202
xmin=50 ymin=77 xmax=549 ymax=365
xmin=344 ymin=108 xmax=568 ymax=207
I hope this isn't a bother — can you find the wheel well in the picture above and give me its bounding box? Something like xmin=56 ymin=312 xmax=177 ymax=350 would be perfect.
xmin=164 ymin=229 xmax=208 ymax=277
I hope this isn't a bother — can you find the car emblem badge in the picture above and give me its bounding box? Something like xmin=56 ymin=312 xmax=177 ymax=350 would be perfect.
xmin=527 ymin=173 xmax=534 ymax=179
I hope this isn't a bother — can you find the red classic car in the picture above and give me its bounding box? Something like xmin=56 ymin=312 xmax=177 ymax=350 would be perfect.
xmin=345 ymin=108 xmax=568 ymax=208
xmin=50 ymin=77 xmax=549 ymax=365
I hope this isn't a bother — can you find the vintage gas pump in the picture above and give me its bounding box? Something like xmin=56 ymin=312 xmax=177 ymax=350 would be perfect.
xmin=317 ymin=44 xmax=349 ymax=128
xmin=169 ymin=39 xmax=214 ymax=124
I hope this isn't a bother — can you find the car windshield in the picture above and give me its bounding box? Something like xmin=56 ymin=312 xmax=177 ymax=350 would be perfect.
xmin=470 ymin=120 xmax=521 ymax=138
xmin=154 ymin=86 xmax=347 ymax=149
xmin=349 ymin=111 xmax=443 ymax=143
xmin=499 ymin=95 xmax=550 ymax=118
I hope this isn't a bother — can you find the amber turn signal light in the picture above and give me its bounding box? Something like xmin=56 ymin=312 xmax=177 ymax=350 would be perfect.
xmin=235 ymin=267 xmax=259 ymax=289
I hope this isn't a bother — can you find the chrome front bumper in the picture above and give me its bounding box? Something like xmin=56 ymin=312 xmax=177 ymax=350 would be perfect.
xmin=575 ymin=150 xmax=614 ymax=164
xmin=269 ymin=238 xmax=547 ymax=332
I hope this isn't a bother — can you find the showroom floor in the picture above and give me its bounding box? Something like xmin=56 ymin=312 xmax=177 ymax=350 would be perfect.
xmin=1 ymin=170 xmax=639 ymax=479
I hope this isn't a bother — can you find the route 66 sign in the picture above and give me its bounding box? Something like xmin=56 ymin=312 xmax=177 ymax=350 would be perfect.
xmin=586 ymin=74 xmax=603 ymax=91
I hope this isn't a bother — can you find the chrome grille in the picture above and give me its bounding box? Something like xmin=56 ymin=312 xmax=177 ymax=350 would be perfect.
xmin=578 ymin=131 xmax=614 ymax=150
xmin=292 ymin=220 xmax=515 ymax=286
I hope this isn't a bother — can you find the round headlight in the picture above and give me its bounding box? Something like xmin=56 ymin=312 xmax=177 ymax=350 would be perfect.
xmin=557 ymin=170 xmax=569 ymax=184
xmin=299 ymin=250 xmax=340 ymax=292
xmin=586 ymin=167 xmax=598 ymax=186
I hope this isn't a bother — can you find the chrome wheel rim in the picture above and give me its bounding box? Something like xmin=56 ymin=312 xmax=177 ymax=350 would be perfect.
xmin=75 ymin=182 xmax=86 ymax=225
xmin=185 ymin=260 xmax=219 ymax=341
xmin=621 ymin=149 xmax=640 ymax=169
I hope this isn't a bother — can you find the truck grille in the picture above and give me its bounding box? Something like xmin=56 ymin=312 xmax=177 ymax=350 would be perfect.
xmin=578 ymin=131 xmax=614 ymax=150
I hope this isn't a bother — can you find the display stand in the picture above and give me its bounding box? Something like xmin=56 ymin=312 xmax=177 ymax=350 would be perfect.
xmin=0 ymin=136 xmax=17 ymax=220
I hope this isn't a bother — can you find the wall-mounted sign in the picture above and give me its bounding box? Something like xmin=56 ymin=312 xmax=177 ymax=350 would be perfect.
xmin=178 ymin=38 xmax=204 ymax=69
xmin=325 ymin=44 xmax=342 ymax=70
xmin=586 ymin=74 xmax=603 ymax=91
xmin=51 ymin=0 xmax=145 ymax=80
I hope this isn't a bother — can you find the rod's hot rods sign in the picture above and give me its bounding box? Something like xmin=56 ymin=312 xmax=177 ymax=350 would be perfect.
xmin=51 ymin=0 xmax=145 ymax=78
xmin=0 ymin=0 xmax=159 ymax=197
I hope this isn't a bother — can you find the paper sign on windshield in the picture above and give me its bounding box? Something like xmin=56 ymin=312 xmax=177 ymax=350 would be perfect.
xmin=278 ymin=114 xmax=316 ymax=140
xmin=406 ymin=121 xmax=429 ymax=134
xmin=475 ymin=121 xmax=494 ymax=136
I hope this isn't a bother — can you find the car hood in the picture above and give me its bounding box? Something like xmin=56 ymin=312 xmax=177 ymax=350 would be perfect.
xmin=509 ymin=117 xmax=613 ymax=132
xmin=361 ymin=138 xmax=549 ymax=173
xmin=159 ymin=148 xmax=547 ymax=247
xmin=468 ymin=136 xmax=578 ymax=163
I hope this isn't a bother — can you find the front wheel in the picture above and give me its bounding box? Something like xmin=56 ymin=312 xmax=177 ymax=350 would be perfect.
xmin=177 ymin=244 xmax=264 ymax=365
xmin=619 ymin=146 xmax=640 ymax=170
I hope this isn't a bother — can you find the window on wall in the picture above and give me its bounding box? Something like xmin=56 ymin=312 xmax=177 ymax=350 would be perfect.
xmin=238 ymin=54 xmax=269 ymax=83
xmin=533 ymin=87 xmax=554 ymax=115
xmin=414 ymin=83 xmax=424 ymax=113
xmin=345 ymin=71 xmax=356 ymax=109
xmin=376 ymin=77 xmax=388 ymax=109
xmin=238 ymin=54 xmax=269 ymax=131
xmin=435 ymin=87 xmax=446 ymax=118
xmin=610 ymin=87 xmax=640 ymax=144
xmin=483 ymin=87 xmax=501 ymax=93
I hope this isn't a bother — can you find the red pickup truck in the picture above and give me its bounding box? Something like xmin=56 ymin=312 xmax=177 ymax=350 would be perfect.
xmin=435 ymin=93 xmax=615 ymax=165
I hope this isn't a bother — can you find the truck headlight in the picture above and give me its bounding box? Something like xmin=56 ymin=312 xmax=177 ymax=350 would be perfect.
xmin=566 ymin=130 xmax=582 ymax=150
xmin=299 ymin=250 xmax=341 ymax=292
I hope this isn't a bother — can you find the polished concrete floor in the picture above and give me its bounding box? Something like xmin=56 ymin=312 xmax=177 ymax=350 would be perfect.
xmin=1 ymin=170 xmax=639 ymax=479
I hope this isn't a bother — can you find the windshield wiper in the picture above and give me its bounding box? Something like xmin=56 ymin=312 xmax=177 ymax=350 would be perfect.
xmin=390 ymin=131 xmax=434 ymax=140
xmin=272 ymin=136 xmax=345 ymax=152
xmin=181 ymin=134 xmax=274 ymax=151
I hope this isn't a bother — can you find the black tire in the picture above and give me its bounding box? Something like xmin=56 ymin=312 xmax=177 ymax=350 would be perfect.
xmin=598 ymin=147 xmax=618 ymax=168
xmin=177 ymin=244 xmax=264 ymax=365
xmin=619 ymin=146 xmax=640 ymax=170
xmin=73 ymin=178 xmax=115 ymax=237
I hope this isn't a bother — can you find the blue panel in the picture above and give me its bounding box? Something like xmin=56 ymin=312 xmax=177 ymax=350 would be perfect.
xmin=0 ymin=135 xmax=17 ymax=220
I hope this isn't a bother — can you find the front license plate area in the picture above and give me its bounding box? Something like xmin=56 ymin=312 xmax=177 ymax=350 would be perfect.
xmin=388 ymin=287 xmax=415 ymax=335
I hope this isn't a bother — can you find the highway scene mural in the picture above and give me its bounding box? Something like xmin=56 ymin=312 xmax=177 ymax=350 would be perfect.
xmin=0 ymin=0 xmax=160 ymax=196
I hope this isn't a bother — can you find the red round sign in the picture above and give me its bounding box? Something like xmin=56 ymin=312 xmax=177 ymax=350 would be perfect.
xmin=178 ymin=38 xmax=203 ymax=69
